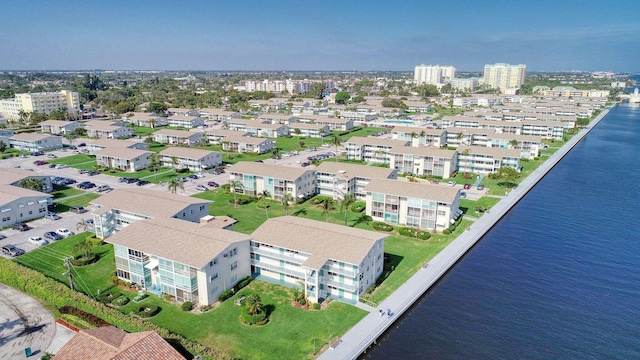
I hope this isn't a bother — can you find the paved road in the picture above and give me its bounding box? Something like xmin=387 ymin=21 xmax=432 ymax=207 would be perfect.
xmin=0 ymin=284 xmax=56 ymax=359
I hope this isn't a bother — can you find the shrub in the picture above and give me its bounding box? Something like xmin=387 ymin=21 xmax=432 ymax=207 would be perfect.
xmin=233 ymin=276 xmax=254 ymax=292
xmin=135 ymin=305 xmax=161 ymax=318
xmin=350 ymin=202 xmax=366 ymax=213
xmin=111 ymin=295 xmax=130 ymax=307
xmin=372 ymin=222 xmax=394 ymax=232
xmin=70 ymin=254 xmax=99 ymax=266
xmin=181 ymin=301 xmax=193 ymax=312
xmin=59 ymin=306 xmax=111 ymax=327
xmin=398 ymin=227 xmax=431 ymax=240
xmin=219 ymin=289 xmax=234 ymax=302
xmin=443 ymin=228 xmax=451 ymax=234
xmin=311 ymin=302 xmax=321 ymax=310
xmin=240 ymin=310 xmax=268 ymax=326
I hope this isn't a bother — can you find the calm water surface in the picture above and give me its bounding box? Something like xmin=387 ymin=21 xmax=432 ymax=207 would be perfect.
xmin=363 ymin=103 xmax=640 ymax=359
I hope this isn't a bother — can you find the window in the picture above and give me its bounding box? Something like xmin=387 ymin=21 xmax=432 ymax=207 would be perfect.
xmin=209 ymin=273 xmax=219 ymax=282
xmin=230 ymin=261 xmax=238 ymax=271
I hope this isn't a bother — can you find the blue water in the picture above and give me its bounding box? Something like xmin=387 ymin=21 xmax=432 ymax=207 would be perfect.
xmin=363 ymin=103 xmax=640 ymax=359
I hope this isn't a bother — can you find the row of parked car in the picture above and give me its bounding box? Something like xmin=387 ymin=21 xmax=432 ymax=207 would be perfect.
xmin=51 ymin=176 xmax=76 ymax=186
xmin=117 ymin=177 xmax=150 ymax=186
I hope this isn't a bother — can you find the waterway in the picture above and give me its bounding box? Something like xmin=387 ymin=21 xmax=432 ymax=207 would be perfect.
xmin=363 ymin=102 xmax=640 ymax=359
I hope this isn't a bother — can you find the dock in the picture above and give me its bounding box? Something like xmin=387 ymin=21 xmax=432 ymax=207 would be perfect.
xmin=318 ymin=108 xmax=611 ymax=360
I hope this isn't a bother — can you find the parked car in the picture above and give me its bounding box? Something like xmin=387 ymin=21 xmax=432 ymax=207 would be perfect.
xmin=85 ymin=219 xmax=94 ymax=226
xmin=43 ymin=231 xmax=63 ymax=241
xmin=55 ymin=164 xmax=68 ymax=169
xmin=45 ymin=212 xmax=61 ymax=220
xmin=448 ymin=181 xmax=456 ymax=187
xmin=0 ymin=234 xmax=6 ymax=240
xmin=77 ymin=143 xmax=86 ymax=147
xmin=2 ymin=245 xmax=25 ymax=257
xmin=69 ymin=145 xmax=77 ymax=150
xmin=47 ymin=153 xmax=57 ymax=158
xmin=187 ymin=174 xmax=199 ymax=180
xmin=70 ymin=206 xmax=87 ymax=214
xmin=460 ymin=192 xmax=467 ymax=199
xmin=29 ymin=236 xmax=49 ymax=246
xmin=463 ymin=183 xmax=471 ymax=190
xmin=95 ymin=185 xmax=110 ymax=193
xmin=11 ymin=223 xmax=29 ymax=231
xmin=207 ymin=181 xmax=220 ymax=188
xmin=195 ymin=184 xmax=208 ymax=191
xmin=136 ymin=180 xmax=150 ymax=186
xmin=56 ymin=228 xmax=75 ymax=238
xmin=477 ymin=184 xmax=485 ymax=190
xmin=86 ymin=171 xmax=98 ymax=176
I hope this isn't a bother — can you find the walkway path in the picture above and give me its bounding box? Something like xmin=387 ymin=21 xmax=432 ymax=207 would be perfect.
xmin=318 ymin=109 xmax=610 ymax=360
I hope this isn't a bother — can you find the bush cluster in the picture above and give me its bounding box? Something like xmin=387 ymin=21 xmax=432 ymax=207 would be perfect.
xmin=398 ymin=227 xmax=431 ymax=240
xmin=135 ymin=305 xmax=161 ymax=318
xmin=239 ymin=310 xmax=267 ymax=326
xmin=59 ymin=306 xmax=111 ymax=327
xmin=350 ymin=202 xmax=366 ymax=213
xmin=70 ymin=254 xmax=99 ymax=266
xmin=181 ymin=301 xmax=193 ymax=312
xmin=372 ymin=222 xmax=394 ymax=232
xmin=218 ymin=276 xmax=254 ymax=302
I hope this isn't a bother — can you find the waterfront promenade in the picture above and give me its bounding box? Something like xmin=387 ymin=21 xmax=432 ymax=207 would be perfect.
xmin=318 ymin=108 xmax=611 ymax=360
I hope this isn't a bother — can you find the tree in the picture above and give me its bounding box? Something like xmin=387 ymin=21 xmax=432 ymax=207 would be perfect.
xmin=281 ymin=193 xmax=294 ymax=216
xmin=244 ymin=294 xmax=263 ymax=315
xmin=148 ymin=102 xmax=168 ymax=115
xmin=167 ymin=178 xmax=184 ymax=194
xmin=331 ymin=135 xmax=342 ymax=162
xmin=149 ymin=153 xmax=160 ymax=181
xmin=229 ymin=180 xmax=244 ymax=208
xmin=318 ymin=198 xmax=335 ymax=222
xmin=271 ymin=148 xmax=281 ymax=163
xmin=73 ymin=238 xmax=94 ymax=259
xmin=19 ymin=178 xmax=46 ymax=191
xmin=170 ymin=156 xmax=180 ymax=173
xmin=257 ymin=190 xmax=271 ymax=219
xmin=335 ymin=91 xmax=350 ymax=104
xmin=293 ymin=127 xmax=302 ymax=140
xmin=0 ymin=140 xmax=7 ymax=153
xmin=339 ymin=194 xmax=356 ymax=226
xmin=509 ymin=139 xmax=519 ymax=149
xmin=494 ymin=166 xmax=519 ymax=190
xmin=309 ymin=82 xmax=325 ymax=99
xmin=65 ymin=133 xmax=76 ymax=148
xmin=76 ymin=219 xmax=91 ymax=242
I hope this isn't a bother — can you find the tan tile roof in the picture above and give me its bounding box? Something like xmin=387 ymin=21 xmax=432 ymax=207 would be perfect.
xmin=40 ymin=120 xmax=81 ymax=126
xmin=10 ymin=133 xmax=55 ymax=141
xmin=153 ymin=129 xmax=199 ymax=137
xmin=391 ymin=126 xmax=444 ymax=135
xmin=160 ymin=147 xmax=219 ymax=159
xmin=90 ymin=188 xmax=210 ymax=219
xmin=96 ymin=148 xmax=150 ymax=160
xmin=364 ymin=178 xmax=459 ymax=203
xmin=89 ymin=139 xmax=145 ymax=148
xmin=228 ymin=161 xmax=313 ymax=181
xmin=223 ymin=134 xmax=272 ymax=145
xmin=167 ymin=114 xmax=201 ymax=121
xmin=457 ymin=145 xmax=521 ymax=158
xmin=251 ymin=216 xmax=385 ymax=269
xmin=0 ymin=184 xmax=52 ymax=204
xmin=53 ymin=326 xmax=185 ymax=360
xmin=389 ymin=145 xmax=456 ymax=158
xmin=205 ymin=129 xmax=249 ymax=137
xmin=345 ymin=137 xmax=408 ymax=147
xmin=105 ymin=218 xmax=250 ymax=268
xmin=315 ymin=162 xmax=396 ymax=180
xmin=288 ymin=123 xmax=326 ymax=130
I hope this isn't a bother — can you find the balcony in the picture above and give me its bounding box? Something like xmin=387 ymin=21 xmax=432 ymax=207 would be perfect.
xmin=250 ymin=259 xmax=305 ymax=278
xmin=322 ymin=278 xmax=358 ymax=292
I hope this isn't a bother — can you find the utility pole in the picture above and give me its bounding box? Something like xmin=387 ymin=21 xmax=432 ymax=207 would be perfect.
xmin=64 ymin=257 xmax=75 ymax=291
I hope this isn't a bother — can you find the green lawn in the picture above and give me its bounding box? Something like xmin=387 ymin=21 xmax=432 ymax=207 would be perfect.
xmin=51 ymin=186 xmax=85 ymax=199
xmin=49 ymin=154 xmax=95 ymax=166
xmin=53 ymin=193 xmax=100 ymax=213
xmin=459 ymin=196 xmax=501 ymax=216
xmin=342 ymin=126 xmax=387 ymax=139
xmin=276 ymin=136 xmax=327 ymax=152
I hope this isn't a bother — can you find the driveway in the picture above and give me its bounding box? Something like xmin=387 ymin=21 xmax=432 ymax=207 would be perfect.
xmin=0 ymin=284 xmax=56 ymax=359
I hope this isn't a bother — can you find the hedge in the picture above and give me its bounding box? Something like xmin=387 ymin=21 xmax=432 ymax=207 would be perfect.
xmin=350 ymin=202 xmax=366 ymax=213
xmin=239 ymin=310 xmax=268 ymax=326
xmin=0 ymin=258 xmax=234 ymax=360
xmin=135 ymin=304 xmax=161 ymax=318
xmin=182 ymin=301 xmax=193 ymax=312
xmin=398 ymin=227 xmax=431 ymax=240
xmin=372 ymin=222 xmax=394 ymax=232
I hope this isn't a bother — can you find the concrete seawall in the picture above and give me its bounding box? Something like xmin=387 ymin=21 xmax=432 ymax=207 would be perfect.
xmin=318 ymin=107 xmax=611 ymax=360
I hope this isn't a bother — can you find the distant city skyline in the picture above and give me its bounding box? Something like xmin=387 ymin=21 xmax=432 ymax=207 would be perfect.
xmin=2 ymin=0 xmax=639 ymax=72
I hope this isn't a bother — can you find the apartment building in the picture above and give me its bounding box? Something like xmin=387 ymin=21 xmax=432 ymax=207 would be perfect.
xmin=90 ymin=188 xmax=212 ymax=239
xmin=0 ymin=168 xmax=53 ymax=228
xmin=483 ymin=63 xmax=526 ymax=91
xmin=87 ymin=138 xmax=148 ymax=154
xmin=389 ymin=146 xmax=457 ymax=179
xmin=257 ymin=114 xmax=297 ymax=125
xmin=315 ymin=162 xmax=397 ymax=201
xmin=39 ymin=120 xmax=84 ymax=135
xmin=365 ymin=178 xmax=461 ymax=231
xmin=167 ymin=114 xmax=205 ymax=129
xmin=250 ymin=216 xmax=386 ymax=304
xmin=226 ymin=119 xmax=288 ymax=138
xmin=221 ymin=134 xmax=275 ymax=154
xmin=85 ymin=121 xmax=133 ymax=139
xmin=298 ymin=115 xmax=354 ymax=131
xmin=152 ymin=129 xmax=204 ymax=146
xmin=95 ymin=148 xmax=152 ymax=172
xmin=451 ymin=77 xmax=480 ymax=92
xmin=0 ymin=90 xmax=80 ymax=120
xmin=122 ymin=112 xmax=167 ymax=128
xmin=391 ymin=126 xmax=447 ymax=147
xmin=107 ymin=218 xmax=251 ymax=304
xmin=167 ymin=108 xmax=198 ymax=117
xmin=228 ymin=162 xmax=316 ymax=200
xmin=456 ymin=146 xmax=521 ymax=174
xmin=159 ymin=147 xmax=222 ymax=172
xmin=288 ymin=123 xmax=330 ymax=138
xmin=198 ymin=108 xmax=241 ymax=122
xmin=413 ymin=65 xmax=456 ymax=85
xmin=204 ymin=128 xmax=250 ymax=144
xmin=9 ymin=133 xmax=63 ymax=152
xmin=345 ymin=137 xmax=409 ymax=165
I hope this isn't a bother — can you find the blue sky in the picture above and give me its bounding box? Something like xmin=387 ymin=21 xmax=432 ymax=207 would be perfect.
xmin=2 ymin=0 xmax=639 ymax=72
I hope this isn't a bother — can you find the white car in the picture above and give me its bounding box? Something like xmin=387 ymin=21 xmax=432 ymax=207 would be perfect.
xmin=55 ymin=164 xmax=68 ymax=169
xmin=28 ymin=236 xmax=48 ymax=246
xmin=56 ymin=228 xmax=75 ymax=238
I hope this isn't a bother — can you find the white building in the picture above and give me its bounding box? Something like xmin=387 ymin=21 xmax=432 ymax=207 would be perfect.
xmin=228 ymin=161 xmax=317 ymax=200
xmin=39 ymin=120 xmax=85 ymax=135
xmin=414 ymin=65 xmax=456 ymax=85
xmin=159 ymin=147 xmax=222 ymax=172
xmin=9 ymin=133 xmax=63 ymax=152
xmin=315 ymin=162 xmax=397 ymax=201
xmin=482 ymin=63 xmax=526 ymax=91
xmin=0 ymin=90 xmax=80 ymax=120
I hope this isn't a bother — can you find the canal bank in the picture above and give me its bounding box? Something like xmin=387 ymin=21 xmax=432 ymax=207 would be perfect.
xmin=318 ymin=107 xmax=612 ymax=360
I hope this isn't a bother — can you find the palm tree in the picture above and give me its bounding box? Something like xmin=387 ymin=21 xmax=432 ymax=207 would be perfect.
xmin=150 ymin=118 xmax=157 ymax=129
xmin=19 ymin=178 xmax=46 ymax=191
xmin=149 ymin=153 xmax=160 ymax=181
xmin=271 ymin=148 xmax=281 ymax=163
xmin=65 ymin=133 xmax=76 ymax=148
xmin=244 ymin=294 xmax=263 ymax=315
xmin=257 ymin=190 xmax=271 ymax=219
xmin=509 ymin=139 xmax=519 ymax=149
xmin=318 ymin=198 xmax=335 ymax=222
xmin=170 ymin=156 xmax=179 ymax=173
xmin=455 ymin=132 xmax=464 ymax=146
xmin=73 ymin=238 xmax=94 ymax=259
xmin=167 ymin=178 xmax=184 ymax=194
xmin=293 ymin=127 xmax=302 ymax=141
xmin=331 ymin=135 xmax=342 ymax=162
xmin=339 ymin=194 xmax=356 ymax=226
xmin=230 ymin=180 xmax=244 ymax=208
xmin=419 ymin=130 xmax=427 ymax=146
xmin=281 ymin=193 xmax=294 ymax=216
xmin=76 ymin=219 xmax=91 ymax=242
